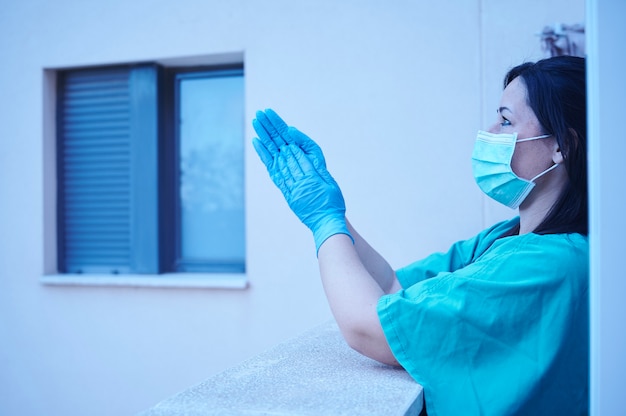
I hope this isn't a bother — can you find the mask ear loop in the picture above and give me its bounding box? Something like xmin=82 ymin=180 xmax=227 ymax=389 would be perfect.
xmin=515 ymin=133 xmax=559 ymax=182
xmin=530 ymin=163 xmax=560 ymax=182
xmin=516 ymin=134 xmax=552 ymax=142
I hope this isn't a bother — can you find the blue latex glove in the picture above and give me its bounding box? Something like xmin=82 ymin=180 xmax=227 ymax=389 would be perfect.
xmin=252 ymin=109 xmax=353 ymax=253
xmin=252 ymin=108 xmax=329 ymax=177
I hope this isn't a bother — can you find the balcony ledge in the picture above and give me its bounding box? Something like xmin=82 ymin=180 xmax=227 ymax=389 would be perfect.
xmin=138 ymin=321 xmax=424 ymax=415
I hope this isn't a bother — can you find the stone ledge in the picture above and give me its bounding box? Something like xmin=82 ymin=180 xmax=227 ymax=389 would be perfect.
xmin=138 ymin=321 xmax=423 ymax=415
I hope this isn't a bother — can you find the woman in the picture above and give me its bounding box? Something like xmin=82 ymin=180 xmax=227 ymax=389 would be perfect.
xmin=252 ymin=55 xmax=588 ymax=415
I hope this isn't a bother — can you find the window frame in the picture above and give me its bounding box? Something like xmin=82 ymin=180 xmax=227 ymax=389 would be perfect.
xmin=42 ymin=57 xmax=247 ymax=288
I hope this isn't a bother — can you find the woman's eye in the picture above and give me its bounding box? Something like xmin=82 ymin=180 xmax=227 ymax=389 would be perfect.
xmin=500 ymin=118 xmax=511 ymax=126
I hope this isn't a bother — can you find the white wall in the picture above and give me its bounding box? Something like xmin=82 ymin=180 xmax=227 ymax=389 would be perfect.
xmin=0 ymin=1 xmax=584 ymax=415
xmin=587 ymin=0 xmax=626 ymax=414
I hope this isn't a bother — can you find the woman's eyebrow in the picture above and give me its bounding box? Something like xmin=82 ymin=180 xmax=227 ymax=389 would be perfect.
xmin=497 ymin=106 xmax=512 ymax=115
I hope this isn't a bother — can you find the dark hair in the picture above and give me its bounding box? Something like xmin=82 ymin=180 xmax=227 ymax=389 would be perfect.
xmin=504 ymin=55 xmax=587 ymax=235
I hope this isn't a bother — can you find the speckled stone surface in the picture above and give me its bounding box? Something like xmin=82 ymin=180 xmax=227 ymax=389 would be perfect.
xmin=138 ymin=321 xmax=423 ymax=415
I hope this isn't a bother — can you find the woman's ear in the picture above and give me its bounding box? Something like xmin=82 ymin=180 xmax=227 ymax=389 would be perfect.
xmin=553 ymin=144 xmax=565 ymax=164
xmin=553 ymin=128 xmax=578 ymax=164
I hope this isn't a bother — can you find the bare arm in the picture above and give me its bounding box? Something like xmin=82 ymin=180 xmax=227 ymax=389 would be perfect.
xmin=317 ymin=233 xmax=400 ymax=366
xmin=346 ymin=218 xmax=402 ymax=294
xmin=251 ymin=109 xmax=400 ymax=366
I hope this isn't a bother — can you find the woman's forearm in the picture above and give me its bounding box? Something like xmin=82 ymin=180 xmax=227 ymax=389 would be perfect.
xmin=317 ymin=233 xmax=399 ymax=366
xmin=346 ymin=218 xmax=401 ymax=294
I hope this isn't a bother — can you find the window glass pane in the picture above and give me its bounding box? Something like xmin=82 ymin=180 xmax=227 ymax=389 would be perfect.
xmin=178 ymin=72 xmax=245 ymax=270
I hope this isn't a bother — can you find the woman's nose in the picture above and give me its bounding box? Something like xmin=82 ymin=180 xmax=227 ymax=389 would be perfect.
xmin=486 ymin=122 xmax=500 ymax=134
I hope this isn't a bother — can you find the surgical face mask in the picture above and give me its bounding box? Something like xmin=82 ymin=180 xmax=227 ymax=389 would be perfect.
xmin=471 ymin=130 xmax=560 ymax=209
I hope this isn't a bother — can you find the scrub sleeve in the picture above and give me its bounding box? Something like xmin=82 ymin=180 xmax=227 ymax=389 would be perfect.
xmin=377 ymin=219 xmax=589 ymax=416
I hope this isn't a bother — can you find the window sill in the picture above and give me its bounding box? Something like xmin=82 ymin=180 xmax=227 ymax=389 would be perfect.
xmin=40 ymin=273 xmax=248 ymax=289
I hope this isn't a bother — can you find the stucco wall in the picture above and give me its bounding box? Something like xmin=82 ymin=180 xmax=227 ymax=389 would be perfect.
xmin=0 ymin=1 xmax=583 ymax=415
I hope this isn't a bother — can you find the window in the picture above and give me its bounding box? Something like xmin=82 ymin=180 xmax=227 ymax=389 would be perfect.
xmin=56 ymin=63 xmax=245 ymax=276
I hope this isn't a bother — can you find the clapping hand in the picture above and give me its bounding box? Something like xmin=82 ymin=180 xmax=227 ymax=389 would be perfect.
xmin=252 ymin=109 xmax=353 ymax=253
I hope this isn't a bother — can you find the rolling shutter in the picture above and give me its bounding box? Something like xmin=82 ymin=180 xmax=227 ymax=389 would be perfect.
xmin=58 ymin=65 xmax=159 ymax=274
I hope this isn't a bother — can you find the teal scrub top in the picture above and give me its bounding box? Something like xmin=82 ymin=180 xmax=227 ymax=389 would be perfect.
xmin=377 ymin=218 xmax=589 ymax=416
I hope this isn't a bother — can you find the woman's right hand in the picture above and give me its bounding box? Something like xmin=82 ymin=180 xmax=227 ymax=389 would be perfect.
xmin=252 ymin=109 xmax=330 ymax=177
xmin=252 ymin=109 xmax=353 ymax=253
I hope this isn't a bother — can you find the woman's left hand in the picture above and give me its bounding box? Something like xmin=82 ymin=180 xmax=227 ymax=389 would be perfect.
xmin=252 ymin=110 xmax=353 ymax=253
